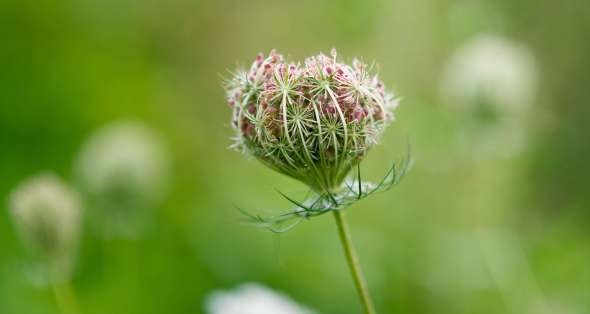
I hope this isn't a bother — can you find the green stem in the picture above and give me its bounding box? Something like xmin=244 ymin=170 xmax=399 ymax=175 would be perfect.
xmin=333 ymin=210 xmax=376 ymax=314
xmin=51 ymin=280 xmax=80 ymax=314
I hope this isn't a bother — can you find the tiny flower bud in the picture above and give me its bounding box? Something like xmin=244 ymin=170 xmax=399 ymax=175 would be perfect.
xmin=352 ymin=109 xmax=365 ymax=122
xmin=325 ymin=105 xmax=336 ymax=115
xmin=352 ymin=58 xmax=363 ymax=71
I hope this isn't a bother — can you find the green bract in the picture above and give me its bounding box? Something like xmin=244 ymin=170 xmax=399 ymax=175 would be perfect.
xmin=226 ymin=49 xmax=399 ymax=193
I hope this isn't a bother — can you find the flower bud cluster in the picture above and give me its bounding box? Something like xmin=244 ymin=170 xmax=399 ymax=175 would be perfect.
xmin=226 ymin=49 xmax=398 ymax=192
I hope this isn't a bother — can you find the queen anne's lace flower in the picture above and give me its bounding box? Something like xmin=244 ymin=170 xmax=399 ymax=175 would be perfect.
xmin=225 ymin=52 xmax=407 ymax=313
xmin=226 ymin=49 xmax=399 ymax=192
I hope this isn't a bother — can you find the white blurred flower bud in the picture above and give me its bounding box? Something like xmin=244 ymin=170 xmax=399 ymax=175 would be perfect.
xmin=205 ymin=283 xmax=315 ymax=314
xmin=75 ymin=120 xmax=169 ymax=238
xmin=441 ymin=35 xmax=537 ymax=112
xmin=9 ymin=173 xmax=81 ymax=279
xmin=439 ymin=35 xmax=538 ymax=158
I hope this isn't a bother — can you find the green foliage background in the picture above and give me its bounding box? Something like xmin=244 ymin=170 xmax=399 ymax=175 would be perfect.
xmin=1 ymin=0 xmax=589 ymax=313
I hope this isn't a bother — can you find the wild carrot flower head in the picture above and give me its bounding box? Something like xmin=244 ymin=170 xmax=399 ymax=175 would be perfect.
xmin=226 ymin=49 xmax=399 ymax=193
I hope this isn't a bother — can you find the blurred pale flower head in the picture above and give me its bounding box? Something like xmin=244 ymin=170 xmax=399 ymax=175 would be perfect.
xmin=205 ymin=283 xmax=315 ymax=314
xmin=9 ymin=173 xmax=81 ymax=279
xmin=226 ymin=49 xmax=398 ymax=193
xmin=75 ymin=120 xmax=169 ymax=237
xmin=439 ymin=35 xmax=538 ymax=158
xmin=441 ymin=35 xmax=537 ymax=113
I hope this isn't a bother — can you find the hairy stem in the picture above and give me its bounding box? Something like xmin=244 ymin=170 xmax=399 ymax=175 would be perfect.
xmin=333 ymin=210 xmax=376 ymax=314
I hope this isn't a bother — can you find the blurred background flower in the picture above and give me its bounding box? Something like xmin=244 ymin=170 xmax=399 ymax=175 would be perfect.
xmin=8 ymin=173 xmax=81 ymax=283
xmin=440 ymin=35 xmax=537 ymax=112
xmin=439 ymin=34 xmax=538 ymax=158
xmin=205 ymin=283 xmax=315 ymax=314
xmin=74 ymin=120 xmax=169 ymax=239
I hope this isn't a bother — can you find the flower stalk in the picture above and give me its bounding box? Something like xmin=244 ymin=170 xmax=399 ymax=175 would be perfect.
xmin=333 ymin=209 xmax=376 ymax=314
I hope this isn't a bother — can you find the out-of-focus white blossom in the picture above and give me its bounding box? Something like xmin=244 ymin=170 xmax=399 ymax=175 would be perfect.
xmin=439 ymin=35 xmax=538 ymax=158
xmin=441 ymin=35 xmax=537 ymax=112
xmin=9 ymin=173 xmax=81 ymax=279
xmin=205 ymin=283 xmax=315 ymax=314
xmin=75 ymin=120 xmax=169 ymax=238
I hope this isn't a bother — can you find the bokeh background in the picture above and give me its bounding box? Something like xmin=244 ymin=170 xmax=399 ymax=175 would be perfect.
xmin=1 ymin=0 xmax=589 ymax=313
